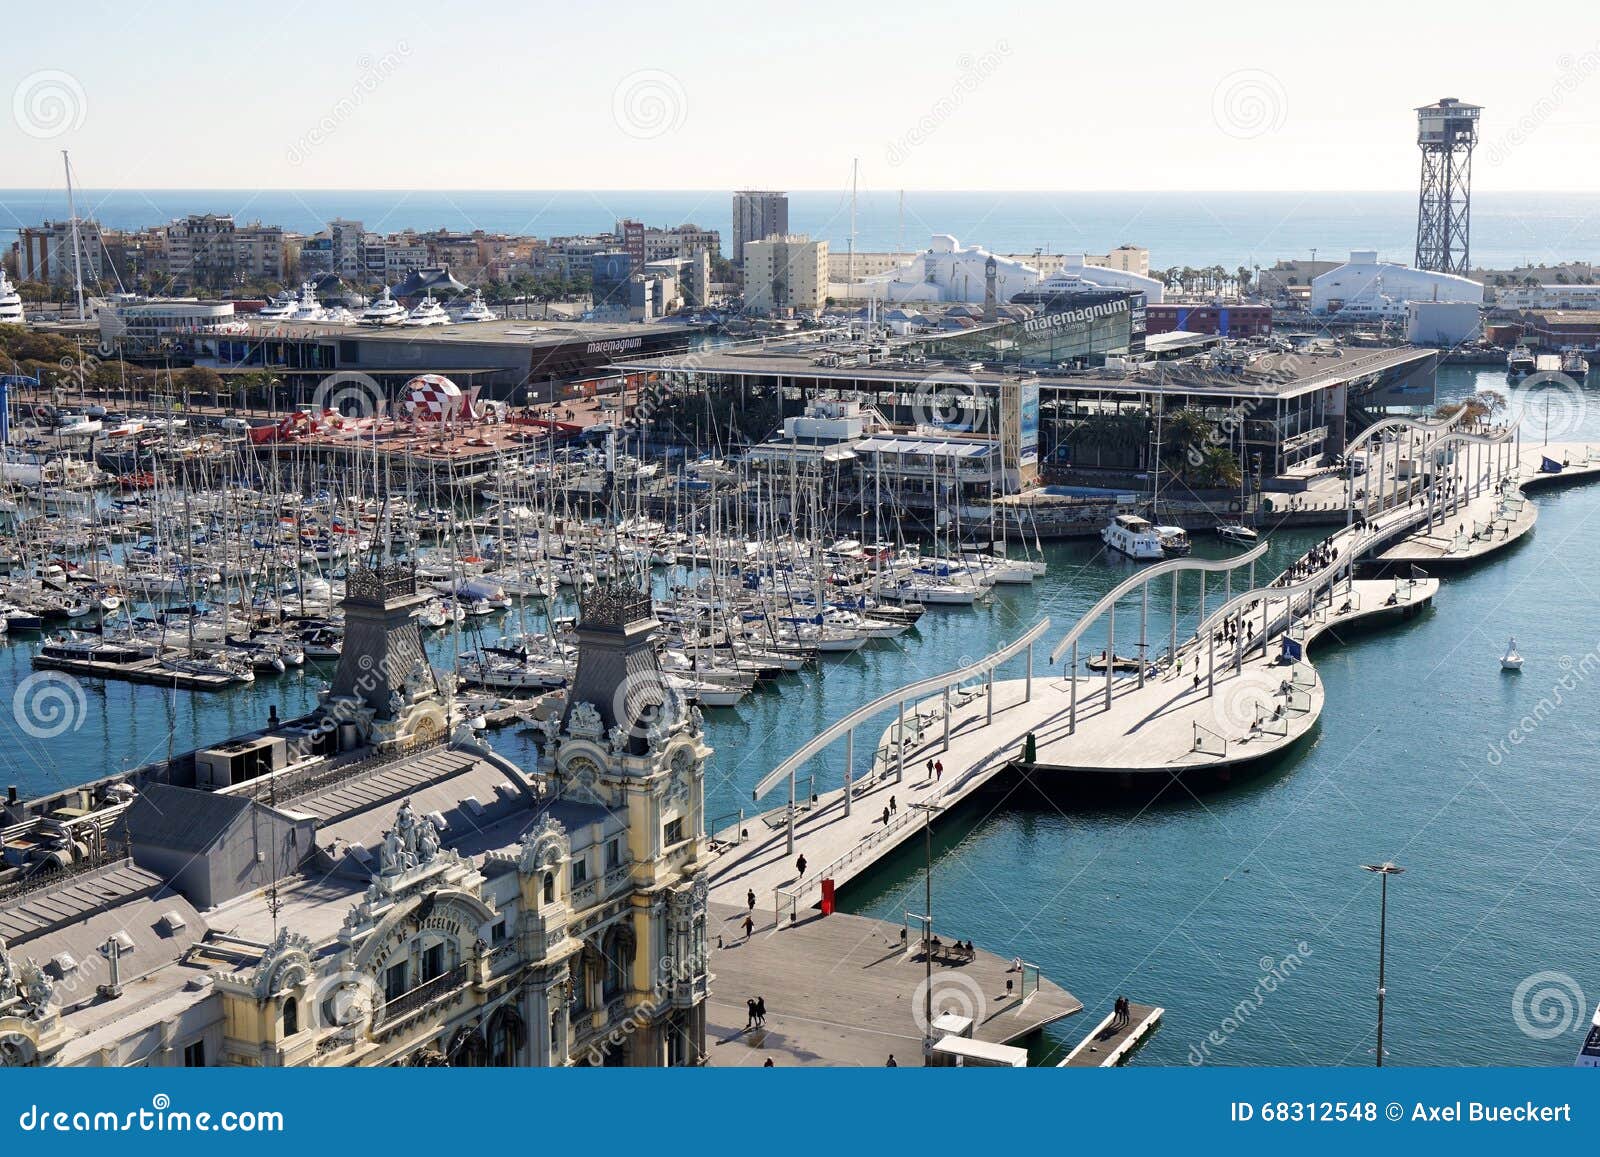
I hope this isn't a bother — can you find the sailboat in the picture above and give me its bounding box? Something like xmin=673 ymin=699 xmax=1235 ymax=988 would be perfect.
xmin=1500 ymin=637 xmax=1523 ymax=671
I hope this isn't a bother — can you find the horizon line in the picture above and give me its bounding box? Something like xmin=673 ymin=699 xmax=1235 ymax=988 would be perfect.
xmin=0 ymin=186 xmax=1584 ymax=196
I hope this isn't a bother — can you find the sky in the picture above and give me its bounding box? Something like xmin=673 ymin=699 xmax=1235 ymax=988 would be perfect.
xmin=2 ymin=0 xmax=1598 ymax=193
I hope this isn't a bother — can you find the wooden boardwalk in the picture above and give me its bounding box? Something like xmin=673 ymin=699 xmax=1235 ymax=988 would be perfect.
xmin=703 ymin=901 xmax=1081 ymax=1067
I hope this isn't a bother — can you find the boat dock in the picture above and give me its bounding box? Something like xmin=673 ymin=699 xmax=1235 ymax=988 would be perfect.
xmin=1059 ymin=1002 xmax=1165 ymax=1067
xmin=30 ymin=650 xmax=237 ymax=690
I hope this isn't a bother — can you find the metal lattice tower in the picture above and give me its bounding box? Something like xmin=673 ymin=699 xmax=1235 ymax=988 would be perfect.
xmin=1414 ymin=98 xmax=1481 ymax=275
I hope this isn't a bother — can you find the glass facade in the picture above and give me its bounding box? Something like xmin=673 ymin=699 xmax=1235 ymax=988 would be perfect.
xmin=911 ymin=292 xmax=1141 ymax=371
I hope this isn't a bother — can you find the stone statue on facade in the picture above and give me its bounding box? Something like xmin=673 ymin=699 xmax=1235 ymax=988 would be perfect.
xmin=0 ymin=937 xmax=16 ymax=1004
xmin=416 ymin=814 xmax=441 ymax=865
xmin=380 ymin=827 xmax=406 ymax=874
xmin=20 ymin=961 xmax=53 ymax=1020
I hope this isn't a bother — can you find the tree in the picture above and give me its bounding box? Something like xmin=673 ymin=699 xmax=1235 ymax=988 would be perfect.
xmin=181 ymin=366 xmax=225 ymax=406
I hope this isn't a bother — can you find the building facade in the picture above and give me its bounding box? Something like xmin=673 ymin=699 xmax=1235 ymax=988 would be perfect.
xmin=742 ymin=235 xmax=829 ymax=314
xmin=0 ymin=568 xmax=711 ymax=1069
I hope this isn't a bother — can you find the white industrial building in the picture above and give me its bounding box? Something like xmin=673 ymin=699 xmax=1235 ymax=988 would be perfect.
xmin=845 ymin=235 xmax=1163 ymax=306
xmin=1310 ymin=250 xmax=1483 ymax=320
xmin=1406 ymin=300 xmax=1482 ymax=346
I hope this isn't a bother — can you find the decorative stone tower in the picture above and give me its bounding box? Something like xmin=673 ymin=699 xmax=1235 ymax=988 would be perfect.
xmin=539 ymin=576 xmax=712 ymax=1063
xmin=324 ymin=563 xmax=449 ymax=751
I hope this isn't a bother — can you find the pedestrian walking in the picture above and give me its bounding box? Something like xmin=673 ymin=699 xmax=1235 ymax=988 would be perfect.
xmin=747 ymin=888 xmax=756 ymax=913
xmin=796 ymin=853 xmax=807 ymax=877
xmin=882 ymin=806 xmax=891 ymax=826
xmin=886 ymin=1054 xmax=898 ymax=1067
xmin=935 ymin=760 xmax=943 ymax=781
xmin=755 ymin=996 xmax=767 ymax=1025
xmin=742 ymin=914 xmax=754 ymax=940
xmin=927 ymin=758 xmax=935 ymax=780
xmin=746 ymin=998 xmax=759 ymax=1029
xmin=889 ymin=795 xmax=897 ymax=812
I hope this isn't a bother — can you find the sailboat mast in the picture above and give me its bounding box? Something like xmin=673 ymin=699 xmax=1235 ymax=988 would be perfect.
xmin=63 ymin=150 xmax=85 ymax=321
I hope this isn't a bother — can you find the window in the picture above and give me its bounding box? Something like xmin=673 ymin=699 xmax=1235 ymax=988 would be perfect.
xmin=282 ymin=997 xmax=298 ymax=1037
xmin=543 ymin=872 xmax=555 ymax=904
xmin=605 ymin=837 xmax=622 ymax=869
xmin=385 ymin=962 xmax=409 ymax=1002
xmin=421 ymin=942 xmax=446 ymax=984
xmin=570 ymin=858 xmax=588 ymax=887
xmin=663 ymin=817 xmax=685 ymax=847
xmin=491 ymin=920 xmax=507 ymax=945
xmin=183 ymin=1040 xmax=206 ymax=1068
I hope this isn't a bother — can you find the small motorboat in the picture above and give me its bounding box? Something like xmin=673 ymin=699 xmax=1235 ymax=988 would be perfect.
xmin=1501 ymin=637 xmax=1524 ymax=671
xmin=1216 ymin=523 xmax=1259 ymax=545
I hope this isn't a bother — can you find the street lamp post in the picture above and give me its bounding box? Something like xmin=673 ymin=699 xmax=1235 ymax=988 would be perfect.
xmin=1361 ymin=861 xmax=1405 ymax=1066
xmin=912 ymin=801 xmax=942 ymax=1064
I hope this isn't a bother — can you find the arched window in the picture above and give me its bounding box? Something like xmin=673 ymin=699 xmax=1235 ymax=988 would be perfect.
xmin=487 ymin=1006 xmax=525 ymax=1067
xmin=282 ymin=997 xmax=299 ymax=1037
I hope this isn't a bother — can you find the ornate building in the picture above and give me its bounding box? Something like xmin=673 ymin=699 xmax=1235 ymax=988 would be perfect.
xmin=0 ymin=566 xmax=711 ymax=1067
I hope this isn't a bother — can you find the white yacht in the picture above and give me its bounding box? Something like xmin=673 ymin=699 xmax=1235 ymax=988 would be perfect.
xmin=1507 ymin=344 xmax=1536 ymax=376
xmin=1216 ymin=522 xmax=1259 ymax=545
xmin=1102 ymin=513 xmax=1166 ymax=561
xmin=361 ymin=287 xmax=407 ymax=327
xmin=453 ymin=289 xmax=498 ymax=323
xmin=0 ymin=270 xmax=25 ymax=324
xmin=401 ymin=292 xmax=450 ymax=327
xmin=257 ymin=288 xmax=298 ymax=321
xmin=1560 ymin=347 xmax=1590 ymax=378
xmin=288 ymin=282 xmax=326 ymax=322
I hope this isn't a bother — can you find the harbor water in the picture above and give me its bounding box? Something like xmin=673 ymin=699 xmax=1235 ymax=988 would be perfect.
xmin=3 ymin=367 xmax=1598 ymax=1065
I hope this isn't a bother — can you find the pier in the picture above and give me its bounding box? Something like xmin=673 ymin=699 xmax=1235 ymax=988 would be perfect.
xmin=702 ymin=425 xmax=1600 ymax=1066
xmin=703 ymin=902 xmax=1081 ymax=1067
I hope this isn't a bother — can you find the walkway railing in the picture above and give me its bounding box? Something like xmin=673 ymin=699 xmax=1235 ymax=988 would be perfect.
xmin=750 ymin=617 xmax=1051 ymax=856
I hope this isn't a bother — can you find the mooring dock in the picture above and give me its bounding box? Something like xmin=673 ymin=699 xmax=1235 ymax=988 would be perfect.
xmin=1059 ymin=1002 xmax=1165 ymax=1067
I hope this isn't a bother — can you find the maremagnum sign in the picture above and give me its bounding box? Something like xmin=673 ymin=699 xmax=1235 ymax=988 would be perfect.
xmin=1021 ymin=296 xmax=1133 ymax=336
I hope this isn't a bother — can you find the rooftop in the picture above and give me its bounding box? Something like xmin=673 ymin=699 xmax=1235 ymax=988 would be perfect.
xmin=614 ymin=332 xmax=1435 ymax=401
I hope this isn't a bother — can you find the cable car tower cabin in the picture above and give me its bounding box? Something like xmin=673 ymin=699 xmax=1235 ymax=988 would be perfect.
xmin=1413 ymin=98 xmax=1480 ymax=276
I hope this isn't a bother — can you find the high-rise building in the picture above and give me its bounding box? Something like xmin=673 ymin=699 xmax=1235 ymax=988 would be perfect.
xmin=742 ymin=234 xmax=828 ymax=314
xmin=732 ymin=191 xmax=789 ymax=266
